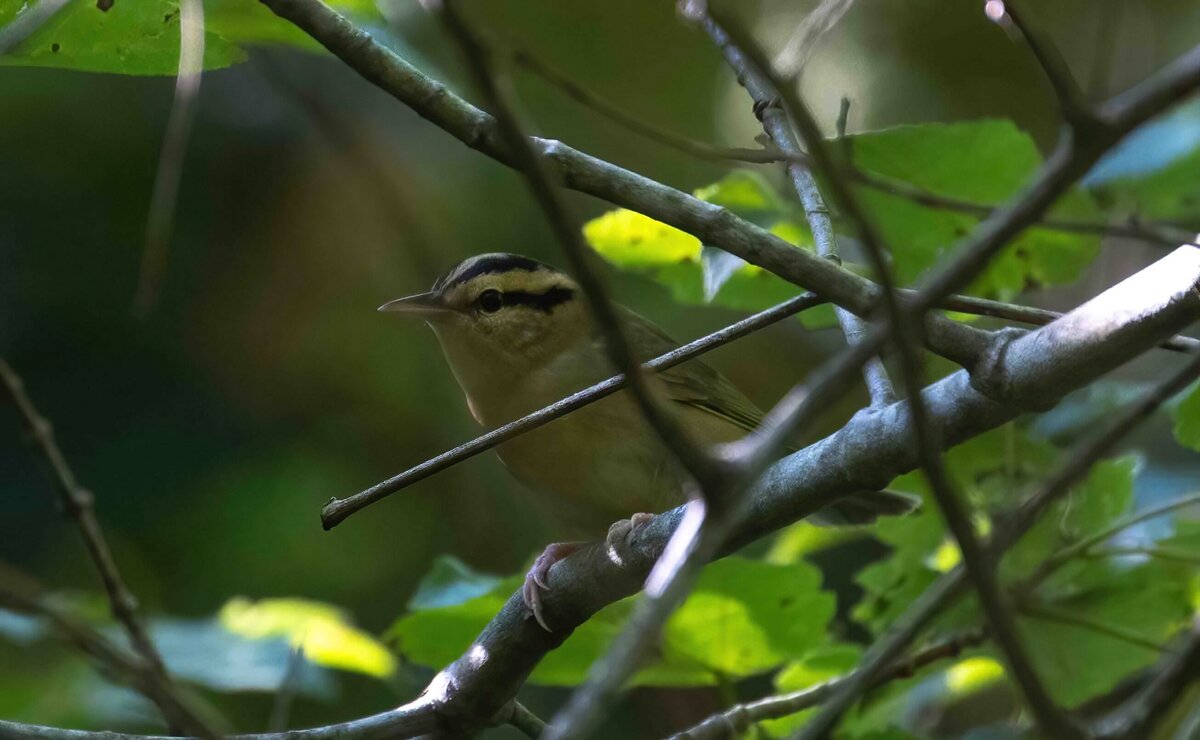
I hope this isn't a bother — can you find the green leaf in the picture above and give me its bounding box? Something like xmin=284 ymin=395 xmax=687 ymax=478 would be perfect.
xmin=1018 ymin=561 xmax=1189 ymax=707
xmin=663 ymin=557 xmax=835 ymax=677
xmin=759 ymin=643 xmax=862 ymax=736
xmin=1171 ymin=382 xmax=1200 ymax=451
xmin=219 ymin=597 xmax=397 ymax=678
xmin=0 ymin=0 xmax=246 ymax=75
xmin=1090 ymin=144 xmax=1200 ymax=223
xmin=407 ymin=555 xmax=502 ymax=611
xmin=0 ymin=0 xmax=383 ymax=75
xmin=1004 ymin=456 xmax=1139 ymax=581
xmin=847 ymin=120 xmax=1102 ymax=300
xmin=583 ymin=171 xmax=824 ymax=323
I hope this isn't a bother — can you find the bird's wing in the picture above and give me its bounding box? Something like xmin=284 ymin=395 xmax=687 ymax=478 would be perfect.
xmin=619 ymin=308 xmax=765 ymax=435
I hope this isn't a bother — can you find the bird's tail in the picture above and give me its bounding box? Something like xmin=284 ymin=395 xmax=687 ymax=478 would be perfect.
xmin=808 ymin=489 xmax=921 ymax=527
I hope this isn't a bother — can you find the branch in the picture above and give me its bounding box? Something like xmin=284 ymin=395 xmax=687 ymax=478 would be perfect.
xmin=0 ymin=360 xmax=215 ymax=737
xmin=0 ymin=566 xmax=218 ymax=738
xmin=430 ymin=0 xmax=711 ymax=481
xmin=401 ymin=248 xmax=1199 ymax=737
xmin=513 ymin=43 xmax=1196 ymax=251
xmin=255 ymin=0 xmax=993 ymax=372
xmin=671 ymin=628 xmax=987 ymax=740
xmin=799 ymin=261 xmax=1200 ymax=737
xmin=702 ymin=6 xmax=895 ymax=408
xmin=702 ymin=12 xmax=1080 ymax=735
xmin=1094 ymin=619 xmax=1200 ymax=740
xmin=993 ymin=1 xmax=1095 ymax=129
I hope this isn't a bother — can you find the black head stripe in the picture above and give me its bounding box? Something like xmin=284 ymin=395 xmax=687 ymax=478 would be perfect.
xmin=434 ymin=253 xmax=555 ymax=291
xmin=501 ymin=286 xmax=575 ymax=313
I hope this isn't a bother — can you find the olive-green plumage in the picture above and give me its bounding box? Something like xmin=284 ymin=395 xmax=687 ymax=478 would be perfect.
xmin=381 ymin=253 xmax=916 ymax=536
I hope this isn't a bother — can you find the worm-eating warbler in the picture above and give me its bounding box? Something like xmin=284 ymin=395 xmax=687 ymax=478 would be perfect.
xmin=381 ymin=253 xmax=916 ymax=629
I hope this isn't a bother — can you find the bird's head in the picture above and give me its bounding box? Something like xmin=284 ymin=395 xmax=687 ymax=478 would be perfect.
xmin=379 ymin=253 xmax=589 ymax=387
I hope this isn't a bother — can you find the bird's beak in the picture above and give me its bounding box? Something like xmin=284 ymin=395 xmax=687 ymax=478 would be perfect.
xmin=377 ymin=292 xmax=454 ymax=317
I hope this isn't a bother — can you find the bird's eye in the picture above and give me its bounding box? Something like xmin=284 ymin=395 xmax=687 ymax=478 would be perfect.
xmin=477 ymin=289 xmax=503 ymax=314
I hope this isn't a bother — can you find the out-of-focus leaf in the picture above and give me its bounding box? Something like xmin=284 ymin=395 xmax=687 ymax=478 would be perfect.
xmin=407 ymin=555 xmax=502 ymax=611
xmin=1172 ymin=382 xmax=1200 ymax=451
xmin=150 ymin=617 xmax=336 ymax=697
xmin=766 ymin=521 xmax=864 ymax=563
xmin=759 ymin=643 xmax=862 ymax=736
xmin=855 ymin=425 xmax=1057 ymax=634
xmin=1085 ymin=99 xmax=1200 ymax=184
xmin=387 ymin=575 xmax=714 ymax=687
xmin=1089 ymin=145 xmax=1200 ymax=223
xmin=0 ymin=0 xmax=246 ymax=75
xmin=848 ymin=120 xmax=1102 ymax=300
xmin=663 ymin=557 xmax=835 ymax=677
xmin=0 ymin=609 xmax=44 ymax=645
xmin=1004 ymin=456 xmax=1138 ymax=581
xmin=219 ymin=597 xmax=396 ymax=678
xmin=0 ymin=0 xmax=384 ymax=75
xmin=1018 ymin=560 xmax=1189 ymax=707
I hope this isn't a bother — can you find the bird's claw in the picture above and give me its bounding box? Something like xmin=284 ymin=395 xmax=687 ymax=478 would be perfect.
xmin=522 ymin=541 xmax=583 ymax=632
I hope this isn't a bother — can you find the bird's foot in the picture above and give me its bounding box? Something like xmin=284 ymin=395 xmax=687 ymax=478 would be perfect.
xmin=523 ymin=541 xmax=584 ymax=632
xmin=605 ymin=512 xmax=654 ymax=562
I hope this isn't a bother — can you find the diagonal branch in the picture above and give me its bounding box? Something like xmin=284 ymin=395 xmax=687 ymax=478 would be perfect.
xmin=0 ymin=565 xmax=218 ymax=738
xmin=400 ymin=247 xmax=1199 ymax=737
xmin=703 ymin=9 xmax=1081 ymax=737
xmin=1093 ymin=619 xmax=1200 ymax=740
xmin=994 ymin=0 xmax=1095 ymax=129
xmin=700 ymin=7 xmax=894 ymax=408
xmin=671 ymin=628 xmax=988 ymax=740
xmin=429 ymin=0 xmax=712 ymax=481
xmin=0 ymin=360 xmax=216 ymax=737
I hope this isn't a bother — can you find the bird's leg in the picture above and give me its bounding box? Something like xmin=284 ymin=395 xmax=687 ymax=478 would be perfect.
xmin=522 ymin=514 xmax=655 ymax=632
xmin=605 ymin=512 xmax=654 ymax=553
xmin=523 ymin=541 xmax=585 ymax=632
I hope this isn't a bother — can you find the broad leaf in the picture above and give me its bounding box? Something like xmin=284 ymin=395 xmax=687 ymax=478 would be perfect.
xmin=1172 ymin=382 xmax=1200 ymax=451
xmin=407 ymin=555 xmax=502 ymax=611
xmin=219 ymin=597 xmax=397 ymax=678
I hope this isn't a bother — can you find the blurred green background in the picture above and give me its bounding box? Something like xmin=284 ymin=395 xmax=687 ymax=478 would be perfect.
xmin=2 ymin=0 xmax=1199 ymax=736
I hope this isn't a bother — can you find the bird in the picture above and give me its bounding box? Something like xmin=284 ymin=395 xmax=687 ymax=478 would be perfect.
xmin=380 ymin=253 xmax=917 ymax=629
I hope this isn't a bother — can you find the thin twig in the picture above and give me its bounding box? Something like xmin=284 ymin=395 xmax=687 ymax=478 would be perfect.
xmin=506 ymin=701 xmax=549 ymax=739
xmin=671 ymin=628 xmax=988 ymax=740
xmin=431 ymin=0 xmax=712 ymax=480
xmin=0 ymin=566 xmax=219 ymax=738
xmin=707 ymin=8 xmax=895 ymax=408
xmin=321 ymin=292 xmax=822 ymax=528
xmin=0 ymin=360 xmax=213 ymax=736
xmin=513 ymin=44 xmax=1196 ymax=251
xmin=1020 ymin=491 xmax=1200 ymax=591
xmin=703 ymin=9 xmax=1081 ymax=738
xmin=799 ymin=348 xmax=1200 ymax=738
xmin=996 ymin=0 xmax=1095 ymax=128
xmin=1083 ymin=546 xmax=1200 ymax=564
xmin=1093 ymin=619 xmax=1200 ymax=740
xmin=132 ymin=0 xmax=205 ymax=318
xmin=1019 ymin=604 xmax=1171 ymax=654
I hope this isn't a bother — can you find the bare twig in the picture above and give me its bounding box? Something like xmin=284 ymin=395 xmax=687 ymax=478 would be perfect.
xmin=0 ymin=360 xmax=214 ymax=736
xmin=995 ymin=1 xmax=1095 ymax=128
xmin=1094 ymin=619 xmax=1200 ymax=740
xmin=671 ymin=628 xmax=988 ymax=740
xmin=431 ymin=0 xmax=711 ymax=479
xmin=321 ymin=293 xmax=822 ymax=528
xmin=704 ymin=7 xmax=895 ymax=408
xmin=0 ymin=566 xmax=218 ymax=738
xmin=1019 ymin=604 xmax=1171 ymax=654
xmin=505 ymin=701 xmax=549 ymax=739
xmin=132 ymin=0 xmax=205 ymax=318
xmin=0 ymin=0 xmax=71 ymax=53
xmin=513 ymin=45 xmax=1196 ymax=251
xmin=800 ymin=339 xmax=1200 ymax=738
xmin=704 ymin=9 xmax=1081 ymax=737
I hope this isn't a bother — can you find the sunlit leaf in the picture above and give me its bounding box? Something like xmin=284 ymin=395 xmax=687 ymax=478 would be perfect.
xmin=663 ymin=557 xmax=835 ymax=677
xmin=758 ymin=643 xmax=862 ymax=735
xmin=219 ymin=597 xmax=396 ymax=678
